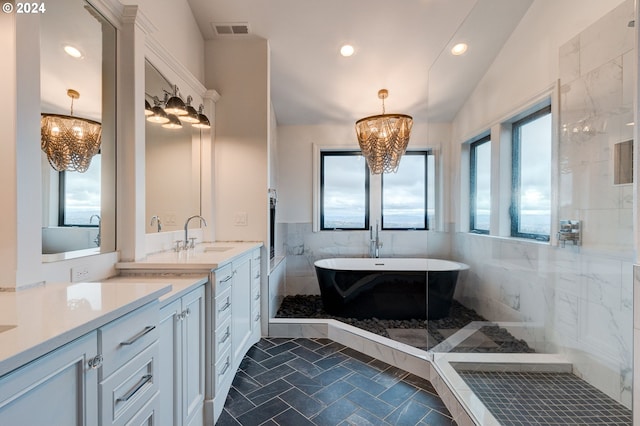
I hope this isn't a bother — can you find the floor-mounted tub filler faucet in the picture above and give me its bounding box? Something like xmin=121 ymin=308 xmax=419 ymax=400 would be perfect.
xmin=184 ymin=215 xmax=207 ymax=249
xmin=369 ymin=221 xmax=382 ymax=258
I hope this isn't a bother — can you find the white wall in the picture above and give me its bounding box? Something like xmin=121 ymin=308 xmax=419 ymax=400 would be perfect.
xmin=120 ymin=0 xmax=204 ymax=83
xmin=205 ymin=38 xmax=269 ymax=243
xmin=453 ymin=0 xmax=626 ymax=144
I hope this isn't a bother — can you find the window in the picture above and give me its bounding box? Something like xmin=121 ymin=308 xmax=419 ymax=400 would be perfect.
xmin=59 ymin=154 xmax=101 ymax=226
xmin=511 ymin=106 xmax=551 ymax=240
xmin=427 ymin=153 xmax=435 ymax=228
xmin=320 ymin=151 xmax=369 ymax=230
xmin=470 ymin=136 xmax=491 ymax=234
xmin=382 ymin=151 xmax=429 ymax=230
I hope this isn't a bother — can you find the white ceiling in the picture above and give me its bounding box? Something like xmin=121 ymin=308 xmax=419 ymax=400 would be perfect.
xmin=40 ymin=0 xmax=533 ymax=126
xmin=187 ymin=0 xmax=533 ymax=125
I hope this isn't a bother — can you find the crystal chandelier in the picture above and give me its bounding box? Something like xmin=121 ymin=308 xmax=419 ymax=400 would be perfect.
xmin=41 ymin=89 xmax=102 ymax=173
xmin=355 ymin=89 xmax=413 ymax=174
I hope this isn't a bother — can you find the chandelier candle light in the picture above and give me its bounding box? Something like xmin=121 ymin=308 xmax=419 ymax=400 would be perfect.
xmin=41 ymin=89 xmax=102 ymax=173
xmin=355 ymin=89 xmax=413 ymax=174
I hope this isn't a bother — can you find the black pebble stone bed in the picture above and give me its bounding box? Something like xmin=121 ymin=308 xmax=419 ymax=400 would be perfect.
xmin=276 ymin=295 xmax=534 ymax=353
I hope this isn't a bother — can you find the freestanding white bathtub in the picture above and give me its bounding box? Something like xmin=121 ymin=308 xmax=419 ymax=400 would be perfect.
xmin=313 ymin=258 xmax=469 ymax=320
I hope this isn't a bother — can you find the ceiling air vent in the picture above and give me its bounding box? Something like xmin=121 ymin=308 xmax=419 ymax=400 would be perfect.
xmin=212 ymin=22 xmax=251 ymax=36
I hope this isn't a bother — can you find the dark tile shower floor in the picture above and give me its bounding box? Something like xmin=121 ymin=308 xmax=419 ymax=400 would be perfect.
xmin=457 ymin=370 xmax=632 ymax=425
xmin=217 ymin=338 xmax=456 ymax=426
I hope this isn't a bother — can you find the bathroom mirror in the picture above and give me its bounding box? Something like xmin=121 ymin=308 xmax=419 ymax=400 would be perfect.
xmin=145 ymin=60 xmax=202 ymax=234
xmin=40 ymin=0 xmax=117 ymax=257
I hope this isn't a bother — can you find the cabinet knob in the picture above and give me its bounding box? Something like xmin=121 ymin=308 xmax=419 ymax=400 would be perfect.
xmin=87 ymin=354 xmax=103 ymax=370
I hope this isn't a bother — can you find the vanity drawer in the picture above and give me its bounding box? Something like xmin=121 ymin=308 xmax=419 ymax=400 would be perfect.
xmin=252 ymin=301 xmax=261 ymax=325
xmin=214 ymin=286 xmax=232 ymax=327
xmin=214 ymin=317 xmax=232 ymax=363
xmin=214 ymin=265 xmax=234 ymax=295
xmin=99 ymin=302 xmax=159 ymax=379
xmin=215 ymin=349 xmax=233 ymax=390
xmin=123 ymin=392 xmax=158 ymax=426
xmin=100 ymin=341 xmax=159 ymax=426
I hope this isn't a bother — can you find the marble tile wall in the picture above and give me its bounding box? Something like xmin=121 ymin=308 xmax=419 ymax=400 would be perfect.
xmin=454 ymin=0 xmax=635 ymax=408
xmin=453 ymin=233 xmax=633 ymax=406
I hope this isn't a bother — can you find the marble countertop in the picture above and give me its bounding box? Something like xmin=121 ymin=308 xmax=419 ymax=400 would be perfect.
xmin=0 ymin=280 xmax=171 ymax=377
xmin=104 ymin=275 xmax=208 ymax=306
xmin=116 ymin=241 xmax=263 ymax=272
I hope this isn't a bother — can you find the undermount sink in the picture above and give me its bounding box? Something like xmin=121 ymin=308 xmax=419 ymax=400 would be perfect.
xmin=204 ymin=247 xmax=234 ymax=253
xmin=0 ymin=325 xmax=16 ymax=334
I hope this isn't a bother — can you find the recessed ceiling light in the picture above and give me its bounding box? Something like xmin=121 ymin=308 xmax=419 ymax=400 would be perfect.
xmin=451 ymin=43 xmax=468 ymax=56
xmin=340 ymin=44 xmax=355 ymax=57
xmin=63 ymin=45 xmax=83 ymax=59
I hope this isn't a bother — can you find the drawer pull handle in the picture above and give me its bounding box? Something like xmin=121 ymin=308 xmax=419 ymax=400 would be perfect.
xmin=117 ymin=374 xmax=153 ymax=403
xmin=219 ymin=329 xmax=231 ymax=344
xmin=219 ymin=360 xmax=230 ymax=377
xmin=220 ymin=274 xmax=233 ymax=283
xmin=254 ymin=292 xmax=261 ymax=301
xmin=120 ymin=326 xmax=155 ymax=346
xmin=218 ymin=301 xmax=231 ymax=313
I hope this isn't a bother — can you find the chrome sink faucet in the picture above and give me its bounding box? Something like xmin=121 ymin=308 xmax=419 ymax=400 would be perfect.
xmin=150 ymin=215 xmax=162 ymax=233
xmin=184 ymin=215 xmax=207 ymax=249
xmin=369 ymin=220 xmax=382 ymax=258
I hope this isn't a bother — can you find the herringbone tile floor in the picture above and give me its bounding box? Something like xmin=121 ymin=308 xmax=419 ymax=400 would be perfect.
xmin=216 ymin=338 xmax=456 ymax=426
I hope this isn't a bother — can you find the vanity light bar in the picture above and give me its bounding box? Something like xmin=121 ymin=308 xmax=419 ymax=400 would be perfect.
xmin=145 ymin=91 xmax=210 ymax=129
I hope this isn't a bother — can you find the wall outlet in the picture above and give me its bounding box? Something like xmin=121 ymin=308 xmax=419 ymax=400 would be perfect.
xmin=165 ymin=213 xmax=177 ymax=226
xmin=234 ymin=212 xmax=248 ymax=226
xmin=71 ymin=265 xmax=90 ymax=282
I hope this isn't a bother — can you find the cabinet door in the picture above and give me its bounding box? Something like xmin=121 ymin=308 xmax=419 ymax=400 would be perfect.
xmin=0 ymin=332 xmax=99 ymax=426
xmin=182 ymin=286 xmax=205 ymax=425
xmin=157 ymin=299 xmax=181 ymax=426
xmin=232 ymin=254 xmax=252 ymax=364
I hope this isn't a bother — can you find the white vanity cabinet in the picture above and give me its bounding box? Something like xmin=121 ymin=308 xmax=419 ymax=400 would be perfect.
xmin=0 ymin=332 xmax=99 ymax=426
xmin=250 ymin=248 xmax=262 ymax=338
xmin=0 ymin=298 xmax=163 ymax=426
xmin=158 ymin=285 xmax=205 ymax=426
xmin=210 ymin=248 xmax=262 ymax=423
xmin=231 ymin=253 xmax=252 ymax=363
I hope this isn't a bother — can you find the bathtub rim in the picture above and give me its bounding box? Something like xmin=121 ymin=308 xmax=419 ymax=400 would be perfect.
xmin=313 ymin=257 xmax=469 ymax=272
